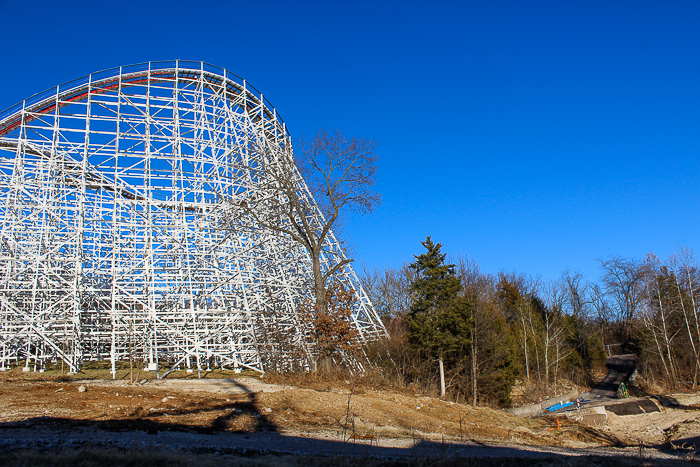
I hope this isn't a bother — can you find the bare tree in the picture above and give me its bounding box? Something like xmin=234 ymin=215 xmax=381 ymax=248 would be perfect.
xmin=640 ymin=253 xmax=679 ymax=387
xmin=458 ymin=255 xmax=494 ymax=405
xmin=598 ymin=256 xmax=645 ymax=348
xmin=676 ymin=248 xmax=700 ymax=387
xmin=231 ymin=129 xmax=379 ymax=373
xmin=540 ymin=281 xmax=569 ymax=392
xmin=562 ymin=270 xmax=595 ymax=377
xmin=360 ymin=264 xmax=414 ymax=321
xmin=497 ymin=273 xmax=539 ymax=383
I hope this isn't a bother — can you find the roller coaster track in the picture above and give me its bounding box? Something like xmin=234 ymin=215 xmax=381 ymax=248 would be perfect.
xmin=0 ymin=61 xmax=386 ymax=376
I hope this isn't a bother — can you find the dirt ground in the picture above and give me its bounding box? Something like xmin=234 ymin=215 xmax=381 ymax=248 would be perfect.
xmin=599 ymin=393 xmax=700 ymax=447
xmin=0 ymin=367 xmax=699 ymax=463
xmin=0 ymin=369 xmax=552 ymax=445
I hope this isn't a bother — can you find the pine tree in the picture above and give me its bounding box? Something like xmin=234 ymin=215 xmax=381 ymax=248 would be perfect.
xmin=408 ymin=237 xmax=472 ymax=376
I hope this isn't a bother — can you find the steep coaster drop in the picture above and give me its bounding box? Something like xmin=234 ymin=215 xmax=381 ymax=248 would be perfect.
xmin=0 ymin=61 xmax=386 ymax=376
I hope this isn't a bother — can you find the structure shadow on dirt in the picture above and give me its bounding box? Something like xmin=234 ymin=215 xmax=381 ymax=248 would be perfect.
xmin=0 ymin=378 xmax=278 ymax=435
xmin=0 ymin=417 xmax=696 ymax=465
xmin=0 ymin=378 xmax=697 ymax=464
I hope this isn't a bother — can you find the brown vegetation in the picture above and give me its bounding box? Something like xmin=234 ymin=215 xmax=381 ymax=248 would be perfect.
xmin=1 ymin=367 xmax=699 ymax=465
xmin=360 ymin=245 xmax=700 ymax=408
xmin=0 ymin=367 xmax=599 ymax=447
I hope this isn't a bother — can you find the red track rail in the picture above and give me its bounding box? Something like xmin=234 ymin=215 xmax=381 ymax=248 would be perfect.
xmin=0 ymin=68 xmax=280 ymax=139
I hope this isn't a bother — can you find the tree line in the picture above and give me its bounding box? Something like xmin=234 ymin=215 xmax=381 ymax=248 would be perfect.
xmin=235 ymin=128 xmax=698 ymax=404
xmin=359 ymin=238 xmax=700 ymax=407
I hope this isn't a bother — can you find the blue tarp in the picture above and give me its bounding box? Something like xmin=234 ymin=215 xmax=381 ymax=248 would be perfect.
xmin=545 ymin=401 xmax=573 ymax=412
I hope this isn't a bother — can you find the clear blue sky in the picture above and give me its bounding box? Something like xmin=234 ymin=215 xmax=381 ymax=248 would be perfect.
xmin=1 ymin=0 xmax=698 ymax=284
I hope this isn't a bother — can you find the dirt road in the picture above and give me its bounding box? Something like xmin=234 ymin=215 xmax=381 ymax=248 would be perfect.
xmin=584 ymin=354 xmax=638 ymax=400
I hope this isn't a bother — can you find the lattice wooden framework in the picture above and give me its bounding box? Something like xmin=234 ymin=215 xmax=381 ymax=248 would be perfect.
xmin=0 ymin=61 xmax=385 ymax=376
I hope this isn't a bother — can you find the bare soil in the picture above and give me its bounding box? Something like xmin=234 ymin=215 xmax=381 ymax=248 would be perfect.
xmin=599 ymin=393 xmax=700 ymax=447
xmin=0 ymin=367 xmax=698 ymax=464
xmin=0 ymin=368 xmax=586 ymax=446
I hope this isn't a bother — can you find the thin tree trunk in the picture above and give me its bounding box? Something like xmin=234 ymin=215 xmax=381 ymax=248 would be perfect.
xmin=644 ymin=261 xmax=675 ymax=388
xmin=439 ymin=357 xmax=445 ymax=399
xmin=657 ymin=299 xmax=677 ymax=389
xmin=682 ymin=261 xmax=700 ymax=389
xmin=554 ymin=341 xmax=560 ymax=395
xmin=312 ymin=248 xmax=332 ymax=373
xmin=674 ymin=272 xmax=699 ymax=388
xmin=543 ymin=312 xmax=552 ymax=391
xmin=520 ymin=313 xmax=530 ymax=383
xmin=528 ymin=311 xmax=542 ymax=384
xmin=471 ymin=319 xmax=477 ymax=406
xmin=544 ymin=334 xmax=549 ymax=391
xmin=645 ymin=315 xmax=672 ymax=383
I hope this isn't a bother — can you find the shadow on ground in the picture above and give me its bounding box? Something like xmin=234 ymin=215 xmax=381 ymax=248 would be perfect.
xmin=584 ymin=355 xmax=637 ymax=400
xmin=0 ymin=378 xmax=696 ymax=464
xmin=0 ymin=416 xmax=696 ymax=465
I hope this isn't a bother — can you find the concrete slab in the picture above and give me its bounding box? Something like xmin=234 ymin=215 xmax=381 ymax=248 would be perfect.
xmin=606 ymin=401 xmax=644 ymax=416
xmin=638 ymin=398 xmax=660 ymax=413
xmin=605 ymin=398 xmax=659 ymax=416
xmin=569 ymin=406 xmax=608 ymax=427
xmin=504 ymin=390 xmax=579 ymax=417
xmin=579 ymin=413 xmax=607 ymax=427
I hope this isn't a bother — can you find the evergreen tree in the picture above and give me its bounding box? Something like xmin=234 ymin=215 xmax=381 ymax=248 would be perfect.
xmin=408 ymin=237 xmax=472 ymax=365
xmin=477 ymin=312 xmax=519 ymax=406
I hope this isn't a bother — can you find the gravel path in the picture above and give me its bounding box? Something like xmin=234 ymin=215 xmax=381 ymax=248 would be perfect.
xmin=74 ymin=377 xmax=290 ymax=395
xmin=583 ymin=355 xmax=637 ymax=401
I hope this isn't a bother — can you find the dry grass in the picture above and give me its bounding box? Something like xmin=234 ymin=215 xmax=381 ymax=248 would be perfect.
xmin=260 ymin=368 xmax=413 ymax=396
xmin=1 ymin=360 xmax=260 ymax=382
